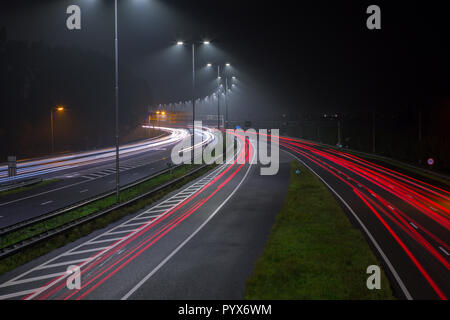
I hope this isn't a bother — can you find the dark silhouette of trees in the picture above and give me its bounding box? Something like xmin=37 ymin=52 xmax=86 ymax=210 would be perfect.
xmin=0 ymin=29 xmax=152 ymax=160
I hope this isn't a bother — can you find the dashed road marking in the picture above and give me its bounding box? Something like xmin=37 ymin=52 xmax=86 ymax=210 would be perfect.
xmin=40 ymin=200 xmax=53 ymax=206
xmin=438 ymin=246 xmax=449 ymax=256
xmin=80 ymin=189 xmax=88 ymax=193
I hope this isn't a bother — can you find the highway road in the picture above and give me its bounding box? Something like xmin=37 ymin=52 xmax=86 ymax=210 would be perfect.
xmin=0 ymin=127 xmax=213 ymax=228
xmin=278 ymin=137 xmax=449 ymax=300
xmin=0 ymin=129 xmax=292 ymax=299
xmin=0 ymin=131 xmax=447 ymax=300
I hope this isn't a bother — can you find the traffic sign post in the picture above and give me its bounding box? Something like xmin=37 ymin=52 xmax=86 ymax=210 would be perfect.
xmin=7 ymin=156 xmax=17 ymax=177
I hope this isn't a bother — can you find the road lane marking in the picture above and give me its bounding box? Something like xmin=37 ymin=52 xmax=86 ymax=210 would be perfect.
xmin=0 ymin=151 xmax=226 ymax=299
xmin=88 ymin=238 xmax=124 ymax=245
xmin=132 ymin=215 xmax=160 ymax=221
xmin=122 ymin=222 xmax=147 ymax=227
xmin=40 ymin=200 xmax=53 ymax=206
xmin=0 ymin=272 xmax=66 ymax=288
xmin=410 ymin=222 xmax=418 ymax=229
xmin=107 ymin=229 xmax=138 ymax=235
xmin=80 ymin=189 xmax=89 ymax=193
xmin=0 ymin=288 xmax=43 ymax=300
xmin=121 ymin=140 xmax=256 ymax=300
xmin=438 ymin=246 xmax=449 ymax=256
xmin=36 ymin=259 xmax=91 ymax=270
xmin=282 ymin=150 xmax=413 ymax=300
xmin=63 ymin=247 xmax=110 ymax=256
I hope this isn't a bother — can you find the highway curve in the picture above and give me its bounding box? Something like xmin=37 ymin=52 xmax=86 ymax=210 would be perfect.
xmin=279 ymin=137 xmax=449 ymax=300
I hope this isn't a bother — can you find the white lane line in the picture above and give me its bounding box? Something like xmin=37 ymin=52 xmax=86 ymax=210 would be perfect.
xmin=282 ymin=150 xmax=413 ymax=301
xmin=409 ymin=222 xmax=418 ymax=229
xmin=121 ymin=140 xmax=255 ymax=300
xmin=122 ymin=222 xmax=146 ymax=227
xmin=132 ymin=215 xmax=159 ymax=221
xmin=40 ymin=200 xmax=53 ymax=206
xmin=154 ymin=203 xmax=177 ymax=209
xmin=63 ymin=247 xmax=110 ymax=256
xmin=80 ymin=189 xmax=89 ymax=193
xmin=164 ymin=199 xmax=182 ymax=204
xmin=438 ymin=246 xmax=449 ymax=256
xmin=143 ymin=208 xmax=168 ymax=213
xmin=87 ymin=173 xmax=103 ymax=178
xmin=35 ymin=259 xmax=90 ymax=270
xmin=88 ymin=237 xmax=124 ymax=245
xmin=4 ymin=148 xmax=225 ymax=299
xmin=107 ymin=229 xmax=138 ymax=236
xmin=0 ymin=288 xmax=43 ymax=300
xmin=168 ymin=195 xmax=187 ymax=200
xmin=0 ymin=272 xmax=66 ymax=288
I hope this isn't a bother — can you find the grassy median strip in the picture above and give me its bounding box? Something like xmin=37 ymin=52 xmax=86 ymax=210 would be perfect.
xmin=245 ymin=161 xmax=395 ymax=300
xmin=0 ymin=164 xmax=215 ymax=276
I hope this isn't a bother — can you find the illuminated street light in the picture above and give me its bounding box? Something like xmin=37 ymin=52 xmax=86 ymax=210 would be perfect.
xmin=51 ymin=106 xmax=66 ymax=154
xmin=207 ymin=63 xmax=212 ymax=67
xmin=225 ymin=63 xmax=231 ymax=66
xmin=176 ymin=40 xmax=211 ymax=162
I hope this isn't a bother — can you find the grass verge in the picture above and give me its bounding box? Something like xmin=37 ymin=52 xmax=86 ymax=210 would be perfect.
xmin=244 ymin=161 xmax=395 ymax=299
xmin=0 ymin=179 xmax=59 ymax=198
xmin=0 ymin=164 xmax=215 ymax=276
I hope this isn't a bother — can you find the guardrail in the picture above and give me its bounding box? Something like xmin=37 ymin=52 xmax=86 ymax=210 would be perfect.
xmin=0 ymin=178 xmax=43 ymax=192
xmin=0 ymin=163 xmax=209 ymax=259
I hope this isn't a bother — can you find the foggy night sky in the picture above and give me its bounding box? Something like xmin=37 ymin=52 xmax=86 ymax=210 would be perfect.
xmin=1 ymin=0 xmax=449 ymax=120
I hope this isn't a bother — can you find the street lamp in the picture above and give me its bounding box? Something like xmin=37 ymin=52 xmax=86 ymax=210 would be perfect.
xmin=176 ymin=40 xmax=211 ymax=162
xmin=206 ymin=63 xmax=233 ymax=130
xmin=50 ymin=106 xmax=65 ymax=154
xmin=112 ymin=0 xmax=120 ymax=203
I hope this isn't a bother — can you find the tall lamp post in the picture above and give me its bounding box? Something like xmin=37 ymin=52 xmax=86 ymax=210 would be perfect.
xmin=206 ymin=63 xmax=232 ymax=131
xmin=50 ymin=106 xmax=65 ymax=154
xmin=176 ymin=40 xmax=210 ymax=162
xmin=113 ymin=0 xmax=120 ymax=203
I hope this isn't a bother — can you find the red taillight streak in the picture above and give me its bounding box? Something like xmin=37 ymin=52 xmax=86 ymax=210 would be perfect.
xmin=72 ymin=138 xmax=252 ymax=300
xmin=330 ymin=149 xmax=450 ymax=198
xmin=362 ymin=188 xmax=449 ymax=269
xmin=29 ymin=132 xmax=251 ymax=300
xmin=38 ymin=135 xmax=252 ymax=296
xmin=281 ymin=142 xmax=449 ymax=288
xmin=282 ymin=141 xmax=450 ymax=228
xmin=355 ymin=188 xmax=447 ymax=300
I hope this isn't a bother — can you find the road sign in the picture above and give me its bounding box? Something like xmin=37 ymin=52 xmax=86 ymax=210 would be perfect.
xmin=7 ymin=156 xmax=17 ymax=177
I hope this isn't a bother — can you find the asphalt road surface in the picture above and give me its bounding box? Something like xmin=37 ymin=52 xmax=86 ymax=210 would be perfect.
xmin=279 ymin=137 xmax=449 ymax=300
xmin=0 ymin=127 xmax=211 ymax=228
xmin=0 ymin=132 xmax=290 ymax=299
xmin=0 ymin=133 xmax=447 ymax=300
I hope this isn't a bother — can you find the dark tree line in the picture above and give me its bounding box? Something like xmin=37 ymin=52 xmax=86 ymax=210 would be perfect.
xmin=0 ymin=27 xmax=152 ymax=161
xmin=285 ymin=106 xmax=450 ymax=174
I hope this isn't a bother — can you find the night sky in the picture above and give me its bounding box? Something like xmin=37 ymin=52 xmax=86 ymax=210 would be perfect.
xmin=1 ymin=0 xmax=449 ymax=119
